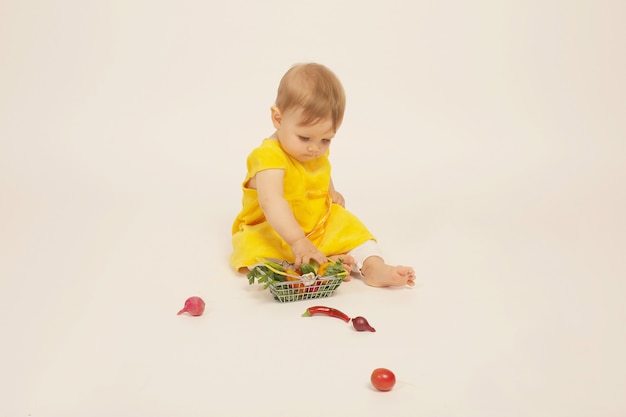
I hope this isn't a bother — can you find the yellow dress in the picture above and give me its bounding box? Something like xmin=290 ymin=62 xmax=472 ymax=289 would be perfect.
xmin=230 ymin=139 xmax=376 ymax=270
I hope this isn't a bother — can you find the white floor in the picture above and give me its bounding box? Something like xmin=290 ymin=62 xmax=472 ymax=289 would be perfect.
xmin=2 ymin=1 xmax=625 ymax=416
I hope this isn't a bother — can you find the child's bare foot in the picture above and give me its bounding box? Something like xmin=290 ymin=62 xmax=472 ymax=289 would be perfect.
xmin=361 ymin=256 xmax=415 ymax=287
xmin=328 ymin=254 xmax=355 ymax=281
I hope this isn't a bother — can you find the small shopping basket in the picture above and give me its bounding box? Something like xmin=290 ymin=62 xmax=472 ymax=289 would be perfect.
xmin=247 ymin=258 xmax=346 ymax=303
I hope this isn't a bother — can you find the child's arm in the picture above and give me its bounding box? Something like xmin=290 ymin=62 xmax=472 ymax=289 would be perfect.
xmin=329 ymin=177 xmax=345 ymax=207
xmin=255 ymin=168 xmax=327 ymax=267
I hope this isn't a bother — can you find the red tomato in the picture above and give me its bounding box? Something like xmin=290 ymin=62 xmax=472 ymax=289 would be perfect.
xmin=371 ymin=368 xmax=396 ymax=391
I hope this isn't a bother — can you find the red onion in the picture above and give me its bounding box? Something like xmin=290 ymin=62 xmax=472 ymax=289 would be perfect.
xmin=177 ymin=296 xmax=205 ymax=316
xmin=351 ymin=316 xmax=376 ymax=332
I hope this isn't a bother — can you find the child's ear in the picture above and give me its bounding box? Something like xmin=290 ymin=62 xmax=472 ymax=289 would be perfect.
xmin=270 ymin=106 xmax=282 ymax=129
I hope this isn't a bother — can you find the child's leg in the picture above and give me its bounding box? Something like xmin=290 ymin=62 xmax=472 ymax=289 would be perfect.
xmin=348 ymin=240 xmax=416 ymax=287
xmin=346 ymin=240 xmax=383 ymax=272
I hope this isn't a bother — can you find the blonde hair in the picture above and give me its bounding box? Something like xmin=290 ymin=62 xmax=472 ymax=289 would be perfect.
xmin=275 ymin=63 xmax=346 ymax=131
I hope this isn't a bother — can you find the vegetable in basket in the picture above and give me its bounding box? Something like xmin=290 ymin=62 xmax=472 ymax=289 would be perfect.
xmin=246 ymin=258 xmax=288 ymax=288
xmin=285 ymin=271 xmax=305 ymax=293
xmin=299 ymin=262 xmax=317 ymax=275
xmin=317 ymin=259 xmax=348 ymax=277
xmin=248 ymin=258 xmax=348 ymax=302
xmin=247 ymin=258 xmax=348 ymax=287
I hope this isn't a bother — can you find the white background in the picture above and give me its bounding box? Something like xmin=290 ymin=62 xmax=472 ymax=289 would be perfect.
xmin=1 ymin=1 xmax=625 ymax=416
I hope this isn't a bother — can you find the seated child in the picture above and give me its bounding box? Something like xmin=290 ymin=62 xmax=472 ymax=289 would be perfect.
xmin=230 ymin=63 xmax=415 ymax=287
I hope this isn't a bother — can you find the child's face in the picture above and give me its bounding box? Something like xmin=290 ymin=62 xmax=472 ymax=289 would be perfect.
xmin=272 ymin=107 xmax=335 ymax=163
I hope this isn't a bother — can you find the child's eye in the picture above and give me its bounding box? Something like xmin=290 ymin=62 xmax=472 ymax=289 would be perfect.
xmin=322 ymin=139 xmax=331 ymax=144
xmin=298 ymin=136 xmax=310 ymax=141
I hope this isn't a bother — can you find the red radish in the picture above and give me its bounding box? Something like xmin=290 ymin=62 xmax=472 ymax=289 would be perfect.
xmin=352 ymin=316 xmax=376 ymax=332
xmin=177 ymin=296 xmax=205 ymax=316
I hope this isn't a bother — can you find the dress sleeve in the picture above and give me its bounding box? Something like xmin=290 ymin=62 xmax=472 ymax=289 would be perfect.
xmin=246 ymin=142 xmax=287 ymax=178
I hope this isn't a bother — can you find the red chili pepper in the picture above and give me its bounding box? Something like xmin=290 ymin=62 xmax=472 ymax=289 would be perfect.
xmin=301 ymin=306 xmax=350 ymax=323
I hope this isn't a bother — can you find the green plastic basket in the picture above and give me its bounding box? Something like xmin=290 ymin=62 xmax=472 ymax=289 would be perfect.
xmin=268 ymin=274 xmax=344 ymax=302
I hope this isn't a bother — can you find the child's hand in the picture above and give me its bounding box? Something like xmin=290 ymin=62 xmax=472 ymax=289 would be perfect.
xmin=330 ymin=190 xmax=345 ymax=207
xmin=291 ymin=237 xmax=327 ymax=269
